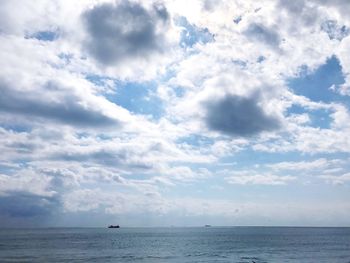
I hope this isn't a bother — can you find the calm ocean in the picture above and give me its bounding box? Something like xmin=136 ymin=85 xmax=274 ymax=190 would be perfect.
xmin=0 ymin=227 xmax=349 ymax=262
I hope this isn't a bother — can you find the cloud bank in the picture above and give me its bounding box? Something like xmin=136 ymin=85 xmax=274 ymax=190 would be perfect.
xmin=0 ymin=0 xmax=350 ymax=227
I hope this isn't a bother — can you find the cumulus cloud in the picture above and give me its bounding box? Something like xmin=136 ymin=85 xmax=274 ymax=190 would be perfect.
xmin=205 ymin=94 xmax=281 ymax=137
xmin=82 ymin=1 xmax=170 ymax=66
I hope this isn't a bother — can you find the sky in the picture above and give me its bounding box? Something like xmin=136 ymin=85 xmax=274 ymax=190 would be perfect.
xmin=0 ymin=0 xmax=350 ymax=227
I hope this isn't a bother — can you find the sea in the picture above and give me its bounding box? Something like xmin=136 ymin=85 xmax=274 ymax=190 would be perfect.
xmin=0 ymin=227 xmax=350 ymax=262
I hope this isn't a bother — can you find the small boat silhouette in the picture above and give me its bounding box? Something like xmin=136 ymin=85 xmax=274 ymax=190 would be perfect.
xmin=108 ymin=225 xmax=120 ymax=228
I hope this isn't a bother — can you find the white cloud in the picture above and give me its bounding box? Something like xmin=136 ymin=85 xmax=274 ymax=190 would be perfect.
xmin=267 ymin=158 xmax=338 ymax=171
xmin=225 ymin=171 xmax=296 ymax=185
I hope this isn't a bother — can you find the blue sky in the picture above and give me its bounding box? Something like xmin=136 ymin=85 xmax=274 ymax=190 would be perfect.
xmin=1 ymin=0 xmax=350 ymax=227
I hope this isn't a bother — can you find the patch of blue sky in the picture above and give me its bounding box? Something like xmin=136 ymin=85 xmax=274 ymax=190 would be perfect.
xmin=0 ymin=163 xmax=21 ymax=174
xmin=308 ymin=109 xmax=333 ymax=129
xmin=85 ymin=74 xmax=112 ymax=87
xmin=107 ymin=81 xmax=164 ymax=120
xmin=0 ymin=123 xmax=31 ymax=133
xmin=321 ymin=152 xmax=350 ymax=160
xmin=287 ymin=104 xmax=332 ymax=129
xmin=158 ymin=67 xmax=187 ymax=98
xmin=84 ymin=74 xmax=117 ymax=97
xmin=287 ymin=104 xmax=307 ymax=115
xmin=85 ymin=75 xmax=164 ymax=119
xmin=287 ymin=56 xmax=346 ymax=104
xmin=176 ymin=16 xmax=214 ymax=48
xmin=172 ymin=86 xmax=186 ymax=98
xmin=26 ymin=30 xmax=58 ymax=41
xmin=158 ymin=67 xmax=177 ymax=82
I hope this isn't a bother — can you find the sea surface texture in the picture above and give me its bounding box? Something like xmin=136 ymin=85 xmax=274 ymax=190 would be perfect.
xmin=0 ymin=227 xmax=350 ymax=262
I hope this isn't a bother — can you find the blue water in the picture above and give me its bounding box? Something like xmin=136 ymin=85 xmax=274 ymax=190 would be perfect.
xmin=0 ymin=227 xmax=350 ymax=262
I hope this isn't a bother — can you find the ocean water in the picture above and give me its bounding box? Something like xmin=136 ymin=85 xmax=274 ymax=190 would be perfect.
xmin=0 ymin=227 xmax=350 ymax=262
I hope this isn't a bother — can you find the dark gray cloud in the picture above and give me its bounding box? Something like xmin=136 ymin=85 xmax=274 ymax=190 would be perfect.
xmin=0 ymin=80 xmax=120 ymax=128
xmin=0 ymin=193 xmax=57 ymax=217
xmin=26 ymin=30 xmax=59 ymax=41
xmin=205 ymin=94 xmax=281 ymax=137
xmin=244 ymin=23 xmax=280 ymax=47
xmin=82 ymin=1 xmax=170 ymax=65
xmin=0 ymin=168 xmax=66 ymax=227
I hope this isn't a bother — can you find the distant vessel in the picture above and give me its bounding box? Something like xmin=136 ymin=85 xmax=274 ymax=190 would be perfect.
xmin=108 ymin=225 xmax=120 ymax=228
xmin=204 ymin=225 xmax=211 ymax=227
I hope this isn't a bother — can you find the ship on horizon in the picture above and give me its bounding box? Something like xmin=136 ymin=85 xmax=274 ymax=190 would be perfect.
xmin=108 ymin=225 xmax=120 ymax=229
